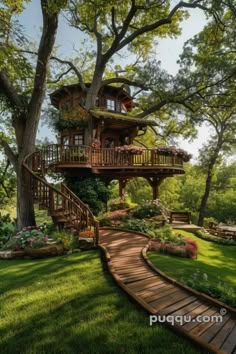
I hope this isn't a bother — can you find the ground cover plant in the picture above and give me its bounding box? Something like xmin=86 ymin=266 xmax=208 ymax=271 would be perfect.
xmin=149 ymin=230 xmax=236 ymax=307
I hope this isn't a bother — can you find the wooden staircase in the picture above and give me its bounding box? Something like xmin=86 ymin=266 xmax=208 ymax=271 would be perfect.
xmin=22 ymin=149 xmax=99 ymax=245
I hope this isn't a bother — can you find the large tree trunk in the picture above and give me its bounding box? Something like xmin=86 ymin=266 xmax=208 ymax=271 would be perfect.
xmin=84 ymin=62 xmax=105 ymax=145
xmin=197 ymin=165 xmax=213 ymax=226
xmin=16 ymin=161 xmax=35 ymax=230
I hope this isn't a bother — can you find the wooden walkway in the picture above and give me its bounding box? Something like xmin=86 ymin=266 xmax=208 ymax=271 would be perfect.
xmin=100 ymin=229 xmax=236 ymax=354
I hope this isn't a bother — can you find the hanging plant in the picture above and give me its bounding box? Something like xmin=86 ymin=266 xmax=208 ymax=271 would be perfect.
xmin=115 ymin=145 xmax=144 ymax=155
xmin=54 ymin=118 xmax=88 ymax=131
xmin=154 ymin=146 xmax=192 ymax=162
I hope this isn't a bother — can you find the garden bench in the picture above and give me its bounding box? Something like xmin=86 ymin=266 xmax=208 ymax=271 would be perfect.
xmin=169 ymin=211 xmax=191 ymax=224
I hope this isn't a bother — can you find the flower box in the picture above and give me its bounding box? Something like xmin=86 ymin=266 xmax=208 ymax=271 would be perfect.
xmin=24 ymin=243 xmax=64 ymax=258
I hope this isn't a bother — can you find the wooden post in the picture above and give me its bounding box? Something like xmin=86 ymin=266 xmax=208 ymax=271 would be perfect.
xmin=146 ymin=177 xmax=164 ymax=201
xmin=119 ymin=178 xmax=129 ymax=201
xmin=49 ymin=189 xmax=55 ymax=212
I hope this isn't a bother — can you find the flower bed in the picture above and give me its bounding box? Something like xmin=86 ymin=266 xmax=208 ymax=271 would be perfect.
xmin=149 ymin=236 xmax=198 ymax=259
xmin=153 ymin=146 xmax=192 ymax=162
xmin=115 ymin=144 xmax=144 ymax=155
xmin=1 ymin=225 xmax=64 ymax=259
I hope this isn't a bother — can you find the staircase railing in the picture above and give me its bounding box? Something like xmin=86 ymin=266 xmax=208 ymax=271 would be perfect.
xmin=22 ymin=150 xmax=99 ymax=245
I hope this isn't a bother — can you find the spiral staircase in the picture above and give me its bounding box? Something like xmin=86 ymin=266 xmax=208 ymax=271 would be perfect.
xmin=22 ymin=148 xmax=99 ymax=245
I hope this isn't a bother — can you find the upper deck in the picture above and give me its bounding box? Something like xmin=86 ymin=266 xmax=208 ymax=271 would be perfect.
xmin=32 ymin=145 xmax=186 ymax=178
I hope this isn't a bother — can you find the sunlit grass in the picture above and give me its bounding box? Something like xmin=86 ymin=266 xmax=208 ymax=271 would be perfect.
xmin=149 ymin=230 xmax=236 ymax=289
xmin=0 ymin=251 xmax=201 ymax=354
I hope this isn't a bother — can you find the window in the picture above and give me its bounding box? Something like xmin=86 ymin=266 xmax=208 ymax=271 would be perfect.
xmin=106 ymin=99 xmax=115 ymax=111
xmin=74 ymin=134 xmax=84 ymax=145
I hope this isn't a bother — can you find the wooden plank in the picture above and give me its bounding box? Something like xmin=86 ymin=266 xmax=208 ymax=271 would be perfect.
xmin=200 ymin=314 xmax=230 ymax=343
xmin=169 ymin=300 xmax=203 ymax=318
xmin=144 ymin=285 xmax=176 ymax=302
xmin=150 ymin=290 xmax=189 ymax=312
xmin=117 ymin=269 xmax=154 ymax=279
xmin=122 ymin=272 xmax=156 ymax=284
xmin=190 ymin=309 xmax=218 ymax=336
xmin=182 ymin=306 xmax=213 ymax=331
xmin=129 ymin=276 xmax=163 ymax=292
xmin=220 ymin=324 xmax=236 ymax=353
xmin=117 ymin=268 xmax=154 ymax=276
xmin=159 ymin=296 xmax=197 ymax=316
xmin=136 ymin=280 xmax=169 ymax=296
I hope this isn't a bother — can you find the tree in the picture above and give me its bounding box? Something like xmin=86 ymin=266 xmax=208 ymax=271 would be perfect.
xmin=177 ymin=2 xmax=236 ymax=225
xmin=50 ymin=0 xmax=215 ymax=144
xmin=0 ymin=0 xmax=65 ymax=230
xmin=0 ymin=0 xmax=221 ymax=230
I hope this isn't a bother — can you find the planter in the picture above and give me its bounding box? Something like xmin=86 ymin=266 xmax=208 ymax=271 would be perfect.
xmin=24 ymin=243 xmax=64 ymax=258
xmin=0 ymin=250 xmax=25 ymax=260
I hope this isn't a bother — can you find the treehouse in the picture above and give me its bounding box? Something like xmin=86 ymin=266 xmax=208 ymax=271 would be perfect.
xmin=46 ymin=83 xmax=190 ymax=199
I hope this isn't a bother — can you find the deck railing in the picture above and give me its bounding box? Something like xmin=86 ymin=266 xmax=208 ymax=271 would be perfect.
xmin=35 ymin=145 xmax=184 ymax=169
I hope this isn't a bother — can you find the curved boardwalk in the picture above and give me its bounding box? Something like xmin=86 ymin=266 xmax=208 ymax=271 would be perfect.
xmin=100 ymin=229 xmax=236 ymax=354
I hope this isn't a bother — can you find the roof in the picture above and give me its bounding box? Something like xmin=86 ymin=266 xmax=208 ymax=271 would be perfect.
xmin=90 ymin=109 xmax=157 ymax=126
xmin=50 ymin=83 xmax=133 ymax=109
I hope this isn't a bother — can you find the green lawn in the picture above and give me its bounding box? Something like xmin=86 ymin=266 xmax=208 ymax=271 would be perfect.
xmin=0 ymin=251 xmax=201 ymax=354
xmin=149 ymin=230 xmax=236 ymax=291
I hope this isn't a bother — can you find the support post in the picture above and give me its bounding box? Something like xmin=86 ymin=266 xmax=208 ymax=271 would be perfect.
xmin=146 ymin=177 xmax=164 ymax=201
xmin=119 ymin=178 xmax=129 ymax=201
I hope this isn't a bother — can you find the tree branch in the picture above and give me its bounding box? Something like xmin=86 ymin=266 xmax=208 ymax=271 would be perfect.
xmin=0 ymin=71 xmax=25 ymax=109
xmin=115 ymin=0 xmax=206 ymax=53
xmin=0 ymin=139 xmax=17 ymax=170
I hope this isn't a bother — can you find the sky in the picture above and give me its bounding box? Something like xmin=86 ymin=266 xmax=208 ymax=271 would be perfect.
xmin=19 ymin=1 xmax=209 ymax=160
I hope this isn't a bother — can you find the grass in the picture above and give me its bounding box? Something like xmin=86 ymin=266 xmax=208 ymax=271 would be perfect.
xmin=0 ymin=251 xmax=202 ymax=354
xmin=149 ymin=230 xmax=236 ymax=291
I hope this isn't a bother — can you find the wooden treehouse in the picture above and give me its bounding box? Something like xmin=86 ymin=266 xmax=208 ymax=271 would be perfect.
xmin=23 ymin=83 xmax=191 ymax=244
xmin=48 ymin=83 xmax=189 ymax=199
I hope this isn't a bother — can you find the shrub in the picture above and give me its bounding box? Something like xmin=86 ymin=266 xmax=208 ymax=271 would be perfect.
xmin=109 ymin=202 xmax=130 ymax=211
xmin=183 ymin=270 xmax=236 ymax=307
xmin=0 ymin=213 xmax=16 ymax=247
xmin=195 ymin=230 xmax=236 ymax=246
xmin=65 ymin=177 xmax=111 ymax=216
xmin=3 ymin=226 xmax=50 ymax=251
xmin=51 ymin=230 xmax=79 ymax=250
xmin=122 ymin=219 xmax=150 ymax=234
xmin=98 ymin=217 xmax=112 ymax=227
xmin=132 ymin=203 xmax=161 ymax=219
xmin=149 ymin=233 xmax=198 ymax=259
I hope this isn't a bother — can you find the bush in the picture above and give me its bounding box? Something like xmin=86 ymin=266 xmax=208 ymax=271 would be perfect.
xmin=195 ymin=230 xmax=236 ymax=246
xmin=109 ymin=202 xmax=130 ymax=211
xmin=149 ymin=237 xmax=198 ymax=259
xmin=98 ymin=217 xmax=112 ymax=227
xmin=182 ymin=270 xmax=236 ymax=307
xmin=122 ymin=219 xmax=151 ymax=234
xmin=66 ymin=177 xmax=111 ymax=216
xmin=132 ymin=203 xmax=161 ymax=219
xmin=3 ymin=226 xmax=50 ymax=251
xmin=0 ymin=213 xmax=16 ymax=247
xmin=51 ymin=230 xmax=79 ymax=250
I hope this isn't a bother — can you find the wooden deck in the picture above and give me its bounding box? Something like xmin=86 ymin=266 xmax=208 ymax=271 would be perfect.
xmin=100 ymin=228 xmax=236 ymax=354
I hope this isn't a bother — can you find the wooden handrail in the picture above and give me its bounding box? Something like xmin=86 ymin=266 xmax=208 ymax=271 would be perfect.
xmin=22 ymin=150 xmax=99 ymax=245
xmin=36 ymin=144 xmax=184 ymax=169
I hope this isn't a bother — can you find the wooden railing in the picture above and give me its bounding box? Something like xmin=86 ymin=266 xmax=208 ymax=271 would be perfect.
xmin=33 ymin=145 xmax=184 ymax=170
xmin=23 ymin=151 xmax=99 ymax=245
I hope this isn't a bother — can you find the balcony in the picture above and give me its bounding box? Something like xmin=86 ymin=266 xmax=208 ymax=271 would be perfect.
xmin=33 ymin=145 xmax=187 ymax=177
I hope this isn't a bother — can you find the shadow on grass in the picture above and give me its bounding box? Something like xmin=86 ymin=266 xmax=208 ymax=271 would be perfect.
xmin=0 ymin=251 xmax=202 ymax=354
